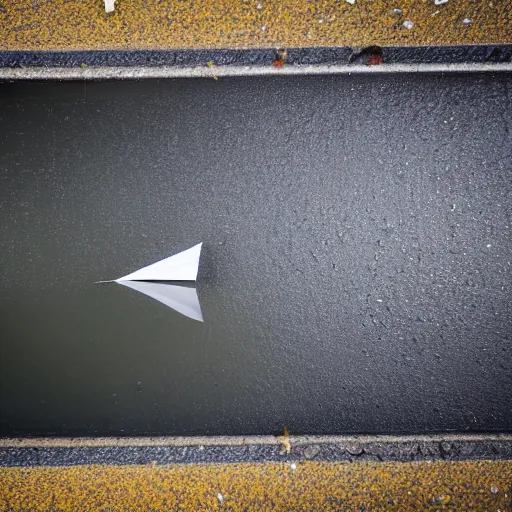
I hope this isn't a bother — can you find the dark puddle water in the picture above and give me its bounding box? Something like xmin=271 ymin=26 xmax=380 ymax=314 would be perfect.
xmin=0 ymin=75 xmax=511 ymax=436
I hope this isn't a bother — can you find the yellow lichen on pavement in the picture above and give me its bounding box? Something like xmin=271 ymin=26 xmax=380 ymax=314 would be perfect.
xmin=1 ymin=460 xmax=511 ymax=511
xmin=0 ymin=0 xmax=511 ymax=51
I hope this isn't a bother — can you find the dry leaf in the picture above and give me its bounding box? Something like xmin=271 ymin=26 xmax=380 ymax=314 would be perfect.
xmin=279 ymin=427 xmax=291 ymax=454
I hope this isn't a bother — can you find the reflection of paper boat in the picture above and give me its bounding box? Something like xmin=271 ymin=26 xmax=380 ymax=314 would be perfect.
xmin=117 ymin=281 xmax=203 ymax=322
xmin=98 ymin=243 xmax=203 ymax=321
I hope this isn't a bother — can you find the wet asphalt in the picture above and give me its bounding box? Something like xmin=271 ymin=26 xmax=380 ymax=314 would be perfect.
xmin=0 ymin=74 xmax=511 ymax=436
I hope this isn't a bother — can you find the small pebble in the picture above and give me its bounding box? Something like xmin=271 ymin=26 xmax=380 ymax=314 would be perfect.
xmin=346 ymin=0 xmax=356 ymax=5
xmin=217 ymin=492 xmax=224 ymax=503
xmin=256 ymin=2 xmax=262 ymax=8
xmin=393 ymin=8 xmax=403 ymax=14
xmin=434 ymin=0 xmax=448 ymax=4
xmin=487 ymin=244 xmax=492 ymax=248
xmin=491 ymin=486 xmax=499 ymax=494
xmin=463 ymin=17 xmax=472 ymax=23
xmin=290 ymin=463 xmax=297 ymax=470
xmin=402 ymin=20 xmax=414 ymax=29
xmin=304 ymin=445 xmax=321 ymax=459
xmin=261 ymin=25 xmax=266 ymax=31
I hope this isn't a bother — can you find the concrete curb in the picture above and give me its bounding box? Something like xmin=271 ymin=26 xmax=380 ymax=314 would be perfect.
xmin=2 ymin=433 xmax=512 ymax=448
xmin=2 ymin=61 xmax=512 ymax=80
xmin=2 ymin=434 xmax=511 ymax=466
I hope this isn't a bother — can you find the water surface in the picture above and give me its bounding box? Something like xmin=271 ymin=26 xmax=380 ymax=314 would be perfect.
xmin=1 ymin=75 xmax=511 ymax=436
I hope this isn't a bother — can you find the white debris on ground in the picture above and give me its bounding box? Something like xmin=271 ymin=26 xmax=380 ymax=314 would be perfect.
xmin=462 ymin=17 xmax=472 ymax=23
xmin=217 ymin=493 xmax=224 ymax=504
xmin=434 ymin=0 xmax=448 ymax=5
xmin=104 ymin=0 xmax=115 ymax=13
xmin=256 ymin=2 xmax=262 ymax=9
xmin=346 ymin=0 xmax=356 ymax=5
xmin=261 ymin=25 xmax=266 ymax=31
xmin=403 ymin=20 xmax=414 ymax=29
xmin=290 ymin=463 xmax=297 ymax=470
xmin=393 ymin=8 xmax=403 ymax=14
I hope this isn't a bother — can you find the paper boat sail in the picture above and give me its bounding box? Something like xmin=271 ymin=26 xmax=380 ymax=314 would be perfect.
xmin=116 ymin=243 xmax=202 ymax=282
xmin=117 ymin=281 xmax=203 ymax=322
xmin=98 ymin=243 xmax=203 ymax=321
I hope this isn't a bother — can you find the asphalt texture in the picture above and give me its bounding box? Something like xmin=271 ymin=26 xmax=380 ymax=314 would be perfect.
xmin=2 ymin=0 xmax=512 ymax=51
xmin=2 ymin=461 xmax=511 ymax=512
xmin=0 ymin=74 xmax=511 ymax=437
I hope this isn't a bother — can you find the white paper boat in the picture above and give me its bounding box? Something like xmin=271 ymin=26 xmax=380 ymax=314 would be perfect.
xmin=116 ymin=243 xmax=202 ymax=282
xmin=98 ymin=243 xmax=203 ymax=321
